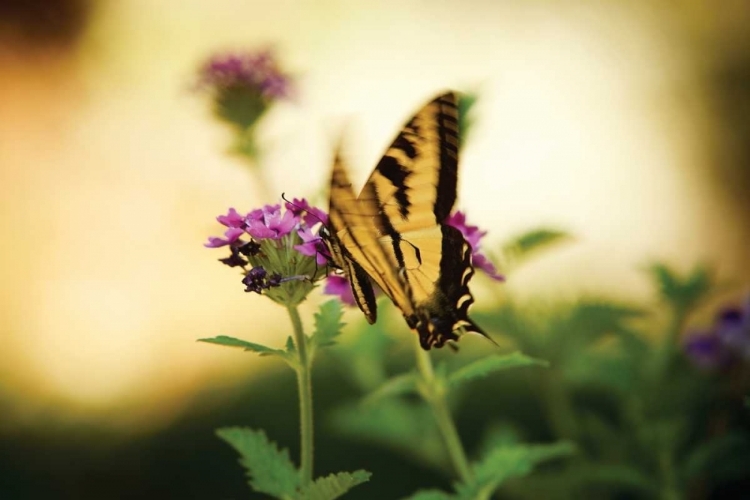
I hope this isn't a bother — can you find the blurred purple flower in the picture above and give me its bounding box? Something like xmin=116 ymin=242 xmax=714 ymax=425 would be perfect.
xmin=198 ymin=49 xmax=292 ymax=100
xmin=716 ymin=296 xmax=750 ymax=360
xmin=684 ymin=332 xmax=730 ymax=369
xmin=324 ymin=275 xmax=357 ymax=306
xmin=445 ymin=211 xmax=504 ymax=281
xmin=684 ymin=293 xmax=750 ymax=369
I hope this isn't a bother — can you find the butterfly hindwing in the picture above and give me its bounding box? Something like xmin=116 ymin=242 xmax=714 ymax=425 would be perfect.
xmin=324 ymin=92 xmax=489 ymax=349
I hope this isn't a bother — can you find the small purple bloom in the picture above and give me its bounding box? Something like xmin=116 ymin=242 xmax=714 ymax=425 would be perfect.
xmin=445 ymin=211 xmax=504 ymax=281
xmin=684 ymin=332 xmax=730 ymax=369
xmin=217 ymin=207 xmax=245 ymax=228
xmin=246 ymin=205 xmax=298 ymax=240
xmin=285 ymin=198 xmax=329 ymax=227
xmin=294 ymin=226 xmax=330 ymax=266
xmin=684 ymin=293 xmax=750 ymax=369
xmin=204 ymin=227 xmax=245 ymax=248
xmin=324 ymin=275 xmax=356 ymax=306
xmin=715 ymin=296 xmax=750 ymax=360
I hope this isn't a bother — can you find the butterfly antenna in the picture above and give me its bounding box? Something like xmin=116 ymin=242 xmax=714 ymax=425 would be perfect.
xmin=281 ymin=192 xmax=328 ymax=227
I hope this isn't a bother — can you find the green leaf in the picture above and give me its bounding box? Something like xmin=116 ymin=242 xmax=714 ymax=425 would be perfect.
xmin=297 ymin=470 xmax=371 ymax=500
xmin=502 ymin=228 xmax=572 ymax=267
xmin=361 ymin=372 xmax=419 ymax=406
xmin=401 ymin=490 xmax=455 ymax=500
xmin=447 ymin=352 xmax=548 ymax=390
xmin=286 ymin=335 xmax=297 ymax=355
xmin=330 ymin=400 xmax=449 ymax=472
xmin=310 ymin=300 xmax=345 ymax=352
xmin=216 ymin=427 xmax=299 ymax=498
xmin=456 ymin=442 xmax=575 ymax=498
xmin=457 ymin=92 xmax=479 ymax=149
xmin=198 ymin=336 xmax=286 ymax=357
xmin=647 ymin=262 xmax=714 ymax=311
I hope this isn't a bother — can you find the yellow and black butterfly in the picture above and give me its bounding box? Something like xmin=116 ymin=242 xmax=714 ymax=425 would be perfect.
xmin=320 ymin=92 xmax=490 ymax=350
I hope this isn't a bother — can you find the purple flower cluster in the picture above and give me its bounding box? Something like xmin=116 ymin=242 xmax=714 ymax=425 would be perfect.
xmin=445 ymin=211 xmax=505 ymax=281
xmin=197 ymin=50 xmax=292 ymax=100
xmin=684 ymin=295 xmax=750 ymax=369
xmin=205 ymin=199 xmax=328 ymax=298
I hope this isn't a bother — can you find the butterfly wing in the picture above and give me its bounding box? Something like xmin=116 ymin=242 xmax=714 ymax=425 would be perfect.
xmin=327 ymin=92 xmax=488 ymax=349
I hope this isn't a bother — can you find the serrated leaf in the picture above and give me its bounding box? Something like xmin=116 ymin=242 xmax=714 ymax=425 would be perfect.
xmin=216 ymin=427 xmax=299 ymax=498
xmin=361 ymin=372 xmax=419 ymax=406
xmin=286 ymin=335 xmax=297 ymax=354
xmin=401 ymin=490 xmax=456 ymax=500
xmin=456 ymin=442 xmax=575 ymax=498
xmin=297 ymin=470 xmax=371 ymax=500
xmin=198 ymin=336 xmax=286 ymax=357
xmin=310 ymin=301 xmax=345 ymax=352
xmin=447 ymin=352 xmax=548 ymax=389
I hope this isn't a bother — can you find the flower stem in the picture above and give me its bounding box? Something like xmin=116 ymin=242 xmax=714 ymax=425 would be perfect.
xmin=414 ymin=341 xmax=473 ymax=484
xmin=287 ymin=305 xmax=313 ymax=486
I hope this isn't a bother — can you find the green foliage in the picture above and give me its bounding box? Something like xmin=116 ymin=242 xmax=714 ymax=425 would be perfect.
xmin=402 ymin=442 xmax=575 ymax=500
xmin=216 ymin=427 xmax=300 ymax=498
xmin=309 ymin=300 xmax=345 ymax=355
xmin=501 ymin=228 xmax=572 ymax=269
xmin=447 ymin=352 xmax=548 ymax=390
xmin=217 ymin=427 xmax=371 ymax=500
xmin=198 ymin=335 xmax=293 ymax=362
xmin=330 ymin=400 xmax=450 ymax=472
xmin=457 ymin=92 xmax=478 ymax=149
xmin=461 ymin=442 xmax=575 ymax=498
xmin=361 ymin=372 xmax=419 ymax=406
xmin=297 ymin=471 xmax=372 ymax=500
xmin=647 ymin=262 xmax=714 ymax=312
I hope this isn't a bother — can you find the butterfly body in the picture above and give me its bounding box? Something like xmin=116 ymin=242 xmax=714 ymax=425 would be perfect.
xmin=323 ymin=92 xmax=488 ymax=350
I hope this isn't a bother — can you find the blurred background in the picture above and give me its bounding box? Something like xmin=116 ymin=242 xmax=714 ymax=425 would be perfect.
xmin=1 ymin=0 xmax=749 ymax=498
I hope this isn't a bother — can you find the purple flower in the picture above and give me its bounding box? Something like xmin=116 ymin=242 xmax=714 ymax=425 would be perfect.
xmin=197 ymin=50 xmax=292 ymax=100
xmin=294 ymin=226 xmax=330 ymax=266
xmin=285 ymin=198 xmax=328 ymax=227
xmin=716 ymin=296 xmax=750 ymax=360
xmin=217 ymin=207 xmax=245 ymax=228
xmin=445 ymin=211 xmax=504 ymax=281
xmin=684 ymin=331 xmax=730 ymax=369
xmin=684 ymin=293 xmax=750 ymax=369
xmin=245 ymin=205 xmax=298 ymax=240
xmin=324 ymin=275 xmax=356 ymax=306
xmin=205 ymin=198 xmax=331 ymax=304
xmin=204 ymin=227 xmax=246 ymax=248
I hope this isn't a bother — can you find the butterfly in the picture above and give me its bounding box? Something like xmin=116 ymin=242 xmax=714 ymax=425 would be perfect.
xmin=320 ymin=92 xmax=490 ymax=350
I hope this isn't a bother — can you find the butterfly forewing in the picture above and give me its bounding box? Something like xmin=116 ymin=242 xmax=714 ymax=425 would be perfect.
xmin=324 ymin=92 xmax=489 ymax=349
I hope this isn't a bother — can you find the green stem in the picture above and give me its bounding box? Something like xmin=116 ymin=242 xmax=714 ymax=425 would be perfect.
xmin=287 ymin=305 xmax=314 ymax=486
xmin=414 ymin=342 xmax=473 ymax=484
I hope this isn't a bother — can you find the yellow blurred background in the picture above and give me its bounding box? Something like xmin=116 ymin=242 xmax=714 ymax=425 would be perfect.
xmin=1 ymin=0 xmax=749 ymax=438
